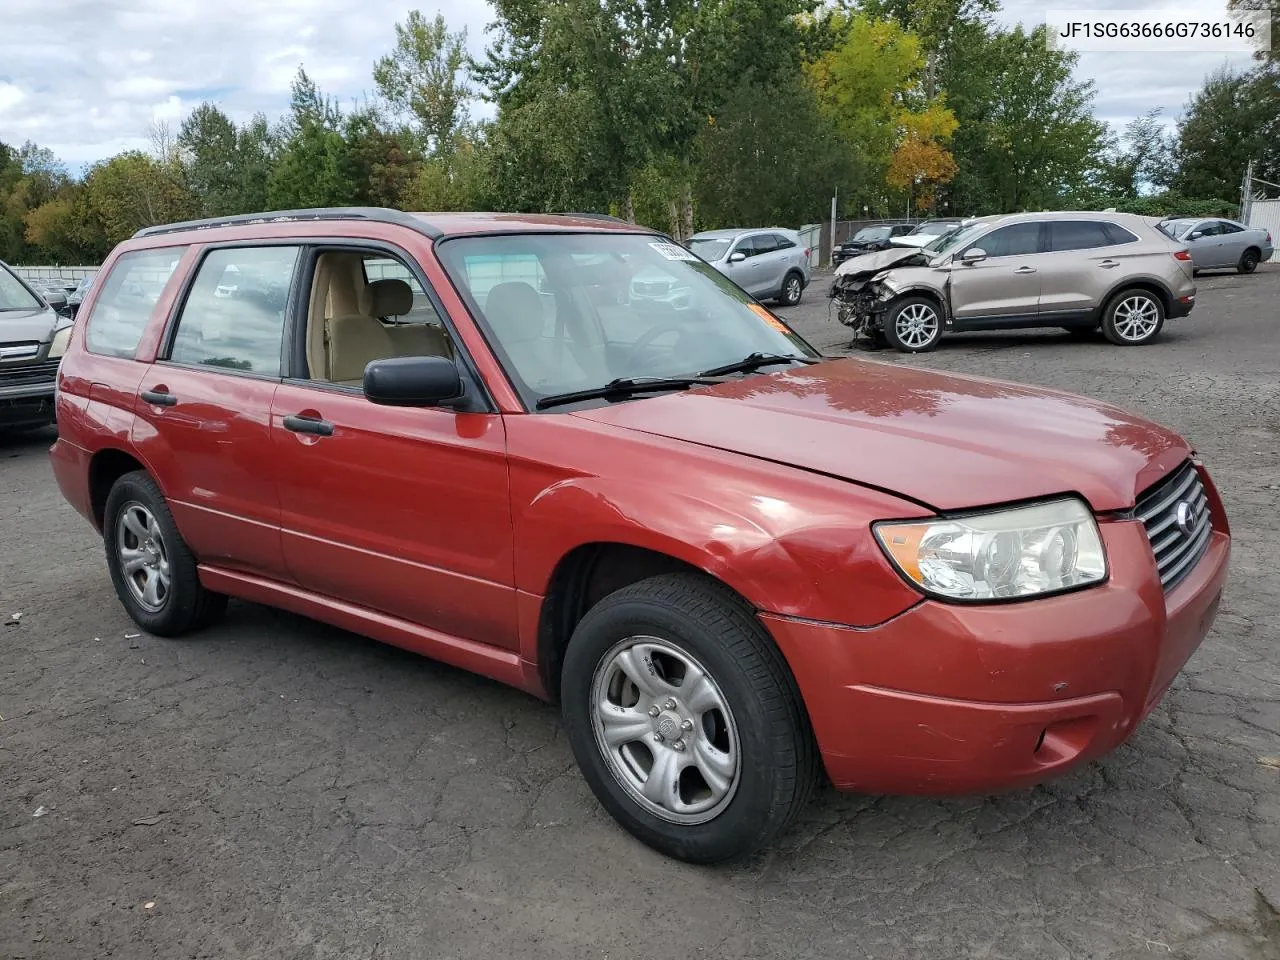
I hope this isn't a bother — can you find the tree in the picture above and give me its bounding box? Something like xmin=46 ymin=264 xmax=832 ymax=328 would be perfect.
xmin=936 ymin=25 xmax=1107 ymax=212
xmin=692 ymin=76 xmax=851 ymax=228
xmin=373 ymin=12 xmax=471 ymax=156
xmin=886 ymin=105 xmax=959 ymax=210
xmin=1102 ymin=109 xmax=1173 ymax=199
xmin=267 ymin=68 xmax=354 ymax=209
xmin=178 ymin=103 xmax=243 ymax=217
xmin=1228 ymin=0 xmax=1278 ymax=63
xmin=1172 ymin=66 xmax=1279 ymax=200
xmin=83 ymin=152 xmax=194 ymax=245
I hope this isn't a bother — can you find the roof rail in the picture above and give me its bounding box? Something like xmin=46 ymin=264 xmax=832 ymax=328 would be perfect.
xmin=132 ymin=207 xmax=441 ymax=239
xmin=560 ymin=212 xmax=634 ymax=225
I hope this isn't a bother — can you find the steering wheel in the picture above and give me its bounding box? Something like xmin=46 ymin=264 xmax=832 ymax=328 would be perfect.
xmin=620 ymin=324 xmax=689 ymax=374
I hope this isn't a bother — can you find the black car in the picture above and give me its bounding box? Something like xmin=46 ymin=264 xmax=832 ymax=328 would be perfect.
xmin=833 ymin=223 xmax=915 ymax=264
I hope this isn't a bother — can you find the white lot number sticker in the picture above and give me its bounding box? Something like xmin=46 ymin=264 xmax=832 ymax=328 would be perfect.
xmin=649 ymin=242 xmax=699 ymax=262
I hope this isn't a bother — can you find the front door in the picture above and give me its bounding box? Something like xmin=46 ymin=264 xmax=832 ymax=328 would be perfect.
xmin=270 ymin=246 xmax=518 ymax=650
xmin=947 ymin=222 xmax=1045 ymax=327
xmin=131 ymin=244 xmax=300 ymax=580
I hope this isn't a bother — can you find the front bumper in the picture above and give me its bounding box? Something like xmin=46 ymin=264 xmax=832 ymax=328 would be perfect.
xmin=762 ymin=501 xmax=1230 ymax=795
xmin=0 ymin=382 xmax=56 ymax=427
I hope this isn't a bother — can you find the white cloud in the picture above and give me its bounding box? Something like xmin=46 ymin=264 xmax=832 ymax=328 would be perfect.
xmin=0 ymin=0 xmax=492 ymax=169
xmin=0 ymin=0 xmax=1264 ymax=170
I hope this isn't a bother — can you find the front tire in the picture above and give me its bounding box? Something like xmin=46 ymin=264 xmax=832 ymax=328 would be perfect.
xmin=104 ymin=470 xmax=227 ymax=637
xmin=561 ymin=574 xmax=817 ymax=864
xmin=1101 ymin=289 xmax=1164 ymax=346
xmin=883 ymin=296 xmax=942 ymax=353
xmin=1238 ymin=249 xmax=1260 ymax=274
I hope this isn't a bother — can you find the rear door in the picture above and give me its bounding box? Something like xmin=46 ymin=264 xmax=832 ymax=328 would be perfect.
xmin=947 ymin=221 xmax=1045 ymax=327
xmin=1038 ymin=219 xmax=1139 ymax=320
xmin=131 ymin=244 xmax=301 ymax=580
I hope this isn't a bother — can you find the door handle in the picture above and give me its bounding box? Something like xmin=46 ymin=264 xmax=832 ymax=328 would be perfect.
xmin=283 ymin=414 xmax=334 ymax=437
xmin=1097 ymin=259 xmax=1119 ymax=268
xmin=1014 ymin=266 xmax=1037 ymax=274
xmin=141 ymin=389 xmax=177 ymax=406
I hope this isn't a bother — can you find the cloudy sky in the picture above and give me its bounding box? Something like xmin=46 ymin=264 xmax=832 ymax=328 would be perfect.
xmin=0 ymin=0 xmax=1261 ymax=172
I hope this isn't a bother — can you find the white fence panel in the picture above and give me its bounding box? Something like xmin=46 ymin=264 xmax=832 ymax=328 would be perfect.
xmin=1246 ymin=199 xmax=1280 ymax=262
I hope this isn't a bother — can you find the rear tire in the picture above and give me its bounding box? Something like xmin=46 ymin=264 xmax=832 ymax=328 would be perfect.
xmin=1238 ymin=249 xmax=1260 ymax=274
xmin=1101 ymin=289 xmax=1164 ymax=346
xmin=561 ymin=573 xmax=817 ymax=864
xmin=883 ymin=297 xmax=942 ymax=353
xmin=104 ymin=470 xmax=227 ymax=637
xmin=778 ymin=271 xmax=804 ymax=306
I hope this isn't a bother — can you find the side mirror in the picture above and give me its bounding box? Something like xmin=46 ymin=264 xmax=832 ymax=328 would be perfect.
xmin=728 ymin=251 xmax=747 ymax=264
xmin=43 ymin=290 xmax=68 ymax=310
xmin=364 ymin=355 xmax=464 ymax=408
xmin=1187 ymin=231 xmax=1202 ymax=240
xmin=960 ymin=247 xmax=988 ymax=264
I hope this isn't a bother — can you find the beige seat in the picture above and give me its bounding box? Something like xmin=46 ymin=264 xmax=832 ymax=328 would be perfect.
xmin=483 ymin=281 xmax=591 ymax=389
xmin=328 ymin=312 xmax=396 ymax=387
xmin=367 ymin=278 xmax=453 ymax=360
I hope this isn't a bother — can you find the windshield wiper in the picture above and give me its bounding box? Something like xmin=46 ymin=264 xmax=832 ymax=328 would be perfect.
xmin=535 ymin=376 xmax=722 ymax=410
xmin=698 ymin=352 xmax=819 ymax=378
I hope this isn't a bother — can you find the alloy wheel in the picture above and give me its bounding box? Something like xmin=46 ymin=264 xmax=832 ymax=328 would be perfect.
xmin=589 ymin=635 xmax=740 ymax=825
xmin=1112 ymin=295 xmax=1160 ymax=342
xmin=116 ymin=502 xmax=171 ymax=612
xmin=895 ymin=302 xmax=939 ymax=349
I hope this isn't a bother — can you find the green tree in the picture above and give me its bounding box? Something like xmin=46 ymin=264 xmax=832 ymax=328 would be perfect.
xmin=178 ymin=103 xmax=242 ymax=216
xmin=373 ymin=12 xmax=471 ymax=156
xmin=1171 ymin=67 xmax=1279 ymax=200
xmin=1102 ymin=109 xmax=1174 ymax=199
xmin=938 ymin=25 xmax=1107 ymax=213
xmin=267 ymin=68 xmax=355 ymax=209
xmin=692 ymin=76 xmax=850 ymax=228
xmin=83 ymin=151 xmax=195 ymax=245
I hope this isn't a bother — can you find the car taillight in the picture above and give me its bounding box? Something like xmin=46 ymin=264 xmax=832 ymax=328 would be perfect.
xmin=804 ymin=247 xmax=811 ymax=258
xmin=1173 ymin=249 xmax=1192 ymax=261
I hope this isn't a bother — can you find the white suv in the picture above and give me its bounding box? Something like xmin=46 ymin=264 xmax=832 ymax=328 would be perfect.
xmin=688 ymin=228 xmax=813 ymax=305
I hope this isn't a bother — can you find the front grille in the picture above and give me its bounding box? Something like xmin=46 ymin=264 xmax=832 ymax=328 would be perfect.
xmin=0 ymin=359 xmax=60 ymax=388
xmin=1134 ymin=460 xmax=1213 ymax=593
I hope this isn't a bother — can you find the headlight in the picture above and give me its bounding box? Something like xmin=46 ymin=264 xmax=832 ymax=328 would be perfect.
xmin=873 ymin=498 xmax=1107 ymax=601
xmin=49 ymin=325 xmax=73 ymax=359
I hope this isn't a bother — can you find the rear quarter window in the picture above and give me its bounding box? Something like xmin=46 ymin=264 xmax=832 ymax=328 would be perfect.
xmin=85 ymin=247 xmax=188 ymax=358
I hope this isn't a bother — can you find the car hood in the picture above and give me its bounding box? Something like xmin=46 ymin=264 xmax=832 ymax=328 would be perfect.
xmin=571 ymin=359 xmax=1190 ymax=513
xmin=0 ymin=306 xmax=57 ymax=345
xmin=832 ymin=247 xmax=928 ymax=279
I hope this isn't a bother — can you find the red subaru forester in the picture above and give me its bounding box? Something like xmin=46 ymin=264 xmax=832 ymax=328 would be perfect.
xmin=50 ymin=208 xmax=1230 ymax=863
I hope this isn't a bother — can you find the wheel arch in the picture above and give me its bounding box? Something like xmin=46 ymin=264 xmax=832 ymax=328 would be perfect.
xmin=88 ymin=447 xmax=148 ymax=532
xmin=1097 ymin=276 xmax=1174 ymax=318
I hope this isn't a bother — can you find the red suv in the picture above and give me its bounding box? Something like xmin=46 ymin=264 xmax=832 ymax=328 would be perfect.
xmin=50 ymin=208 xmax=1230 ymax=863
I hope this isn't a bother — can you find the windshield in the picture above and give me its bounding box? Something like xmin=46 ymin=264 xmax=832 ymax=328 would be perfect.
xmin=0 ymin=266 xmax=43 ymax=312
xmin=853 ymin=227 xmax=891 ymax=242
xmin=688 ymin=237 xmax=731 ymax=261
xmin=436 ymin=233 xmax=817 ymax=409
xmin=926 ymin=222 xmax=989 ymax=258
xmin=912 ymin=221 xmax=956 ymax=236
xmin=1159 ymin=219 xmax=1196 ymax=239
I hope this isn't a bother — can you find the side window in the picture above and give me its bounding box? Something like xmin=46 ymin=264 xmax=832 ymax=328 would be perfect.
xmin=1101 ymin=222 xmax=1140 ymax=245
xmin=84 ymin=247 xmax=188 ymax=358
xmin=1192 ymin=222 xmax=1219 ymax=238
xmin=1048 ymin=220 xmax=1114 ymax=252
xmin=304 ymin=248 xmax=457 ymax=386
xmin=731 ymin=237 xmax=757 ymax=259
xmin=1217 ymin=221 xmax=1244 ymax=234
xmin=975 ymin=223 xmax=1041 ymax=258
xmin=771 ymin=233 xmax=797 ymax=250
xmin=168 ymin=246 xmax=298 ymax=376
xmin=752 ymin=234 xmax=779 ymax=255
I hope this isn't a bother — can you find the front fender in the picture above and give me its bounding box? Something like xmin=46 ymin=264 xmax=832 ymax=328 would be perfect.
xmin=512 ymin=471 xmax=926 ymax=629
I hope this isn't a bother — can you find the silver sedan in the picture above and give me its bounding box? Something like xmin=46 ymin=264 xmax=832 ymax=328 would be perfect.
xmin=1158 ymin=217 xmax=1274 ymax=273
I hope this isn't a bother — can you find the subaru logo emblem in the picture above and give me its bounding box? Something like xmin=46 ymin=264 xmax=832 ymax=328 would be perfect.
xmin=1174 ymin=500 xmax=1197 ymax=536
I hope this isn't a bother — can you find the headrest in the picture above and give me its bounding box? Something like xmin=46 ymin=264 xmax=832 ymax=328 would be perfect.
xmin=369 ymin=278 xmax=414 ymax=318
xmin=483 ymin=282 xmax=543 ymax=343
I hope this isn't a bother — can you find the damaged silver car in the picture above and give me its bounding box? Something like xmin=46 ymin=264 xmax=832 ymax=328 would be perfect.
xmin=829 ymin=211 xmax=1197 ymax=353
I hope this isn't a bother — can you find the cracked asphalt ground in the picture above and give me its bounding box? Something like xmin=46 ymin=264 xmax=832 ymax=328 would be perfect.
xmin=2 ymin=265 xmax=1278 ymax=960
